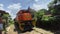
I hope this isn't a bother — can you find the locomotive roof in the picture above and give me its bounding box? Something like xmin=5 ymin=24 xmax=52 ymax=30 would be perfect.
xmin=17 ymin=9 xmax=30 ymax=15
xmin=17 ymin=7 xmax=31 ymax=15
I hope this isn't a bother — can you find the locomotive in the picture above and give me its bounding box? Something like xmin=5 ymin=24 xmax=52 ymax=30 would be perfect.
xmin=14 ymin=8 xmax=34 ymax=32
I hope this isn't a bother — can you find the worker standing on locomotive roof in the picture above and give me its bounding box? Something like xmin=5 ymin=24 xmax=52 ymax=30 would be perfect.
xmin=0 ymin=17 xmax=3 ymax=34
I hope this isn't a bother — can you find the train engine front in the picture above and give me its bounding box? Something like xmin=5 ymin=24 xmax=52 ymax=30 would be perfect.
xmin=14 ymin=9 xmax=33 ymax=32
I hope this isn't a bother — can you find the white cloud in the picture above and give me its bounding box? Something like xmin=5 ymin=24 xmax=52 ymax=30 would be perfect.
xmin=0 ymin=4 xmax=4 ymax=10
xmin=31 ymin=3 xmax=48 ymax=11
xmin=31 ymin=0 xmax=53 ymax=11
xmin=0 ymin=4 xmax=3 ymax=7
xmin=31 ymin=4 xmax=41 ymax=11
xmin=35 ymin=0 xmax=39 ymax=2
xmin=8 ymin=3 xmax=21 ymax=10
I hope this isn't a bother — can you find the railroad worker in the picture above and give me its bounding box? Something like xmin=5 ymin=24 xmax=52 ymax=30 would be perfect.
xmin=0 ymin=17 xmax=3 ymax=34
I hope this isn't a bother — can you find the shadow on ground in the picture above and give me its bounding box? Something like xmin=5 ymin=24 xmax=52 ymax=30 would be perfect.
xmin=36 ymin=21 xmax=60 ymax=34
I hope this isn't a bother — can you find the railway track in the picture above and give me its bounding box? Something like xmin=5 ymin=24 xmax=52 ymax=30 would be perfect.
xmin=3 ymin=25 xmax=54 ymax=34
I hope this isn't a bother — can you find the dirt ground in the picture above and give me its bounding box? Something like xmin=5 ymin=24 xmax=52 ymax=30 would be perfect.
xmin=2 ymin=25 xmax=54 ymax=34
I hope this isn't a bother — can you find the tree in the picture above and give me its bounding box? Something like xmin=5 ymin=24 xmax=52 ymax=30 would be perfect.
xmin=48 ymin=0 xmax=60 ymax=22
xmin=37 ymin=9 xmax=47 ymax=20
xmin=48 ymin=0 xmax=60 ymax=15
xmin=47 ymin=0 xmax=60 ymax=30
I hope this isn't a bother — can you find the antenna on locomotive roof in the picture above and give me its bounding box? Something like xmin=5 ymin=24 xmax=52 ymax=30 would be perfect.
xmin=28 ymin=6 xmax=30 ymax=9
xmin=28 ymin=6 xmax=31 ymax=11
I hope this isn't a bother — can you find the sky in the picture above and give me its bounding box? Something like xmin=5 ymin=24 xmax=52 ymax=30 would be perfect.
xmin=0 ymin=0 xmax=53 ymax=19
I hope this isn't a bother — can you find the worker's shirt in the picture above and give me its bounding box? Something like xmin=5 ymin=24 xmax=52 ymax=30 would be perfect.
xmin=0 ymin=17 xmax=3 ymax=30
xmin=0 ymin=24 xmax=3 ymax=30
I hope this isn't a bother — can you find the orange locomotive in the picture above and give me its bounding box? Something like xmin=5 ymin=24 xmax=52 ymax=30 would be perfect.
xmin=17 ymin=10 xmax=32 ymax=21
xmin=14 ymin=9 xmax=33 ymax=32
